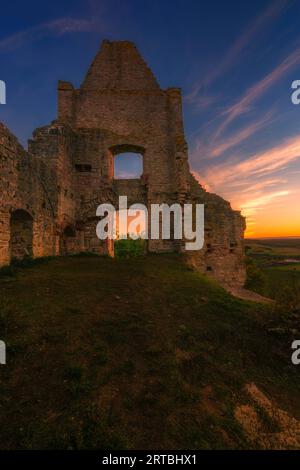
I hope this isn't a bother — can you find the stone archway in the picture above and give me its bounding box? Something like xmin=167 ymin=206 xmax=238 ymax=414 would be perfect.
xmin=10 ymin=209 xmax=34 ymax=260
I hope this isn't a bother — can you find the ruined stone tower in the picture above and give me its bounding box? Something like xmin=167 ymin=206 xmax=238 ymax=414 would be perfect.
xmin=0 ymin=40 xmax=246 ymax=287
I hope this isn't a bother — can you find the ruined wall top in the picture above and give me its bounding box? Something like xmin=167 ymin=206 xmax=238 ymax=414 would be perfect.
xmin=57 ymin=40 xmax=183 ymax=135
xmin=81 ymin=40 xmax=160 ymax=91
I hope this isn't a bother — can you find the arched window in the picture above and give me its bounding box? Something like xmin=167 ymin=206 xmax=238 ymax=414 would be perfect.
xmin=109 ymin=144 xmax=144 ymax=180
xmin=114 ymin=152 xmax=143 ymax=179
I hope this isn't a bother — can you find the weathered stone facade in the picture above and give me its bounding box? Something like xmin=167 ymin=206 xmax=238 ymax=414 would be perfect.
xmin=0 ymin=40 xmax=246 ymax=288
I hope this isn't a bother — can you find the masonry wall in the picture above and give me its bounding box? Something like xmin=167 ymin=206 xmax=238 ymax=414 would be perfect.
xmin=57 ymin=41 xmax=190 ymax=254
xmin=0 ymin=123 xmax=57 ymax=265
xmin=0 ymin=40 xmax=246 ymax=289
xmin=184 ymin=175 xmax=246 ymax=288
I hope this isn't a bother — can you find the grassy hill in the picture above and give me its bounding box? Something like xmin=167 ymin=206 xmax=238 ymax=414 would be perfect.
xmin=245 ymin=238 xmax=300 ymax=301
xmin=0 ymin=254 xmax=299 ymax=449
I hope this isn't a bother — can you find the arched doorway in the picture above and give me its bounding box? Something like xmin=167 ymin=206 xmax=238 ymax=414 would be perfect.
xmin=10 ymin=209 xmax=34 ymax=260
xmin=61 ymin=225 xmax=77 ymax=255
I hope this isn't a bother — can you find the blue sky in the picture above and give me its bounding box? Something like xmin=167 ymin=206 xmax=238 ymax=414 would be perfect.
xmin=0 ymin=0 xmax=300 ymax=236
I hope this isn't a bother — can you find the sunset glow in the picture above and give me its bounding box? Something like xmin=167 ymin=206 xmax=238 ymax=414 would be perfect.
xmin=192 ymin=132 xmax=300 ymax=237
xmin=0 ymin=0 xmax=299 ymax=238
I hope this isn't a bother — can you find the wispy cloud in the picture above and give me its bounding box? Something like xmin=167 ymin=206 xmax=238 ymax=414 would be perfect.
xmin=0 ymin=18 xmax=101 ymax=53
xmin=187 ymin=2 xmax=292 ymax=163
xmin=191 ymin=132 xmax=300 ymax=235
xmin=240 ymin=190 xmax=290 ymax=217
xmin=237 ymin=178 xmax=287 ymax=194
xmin=190 ymin=94 xmax=220 ymax=111
xmin=241 ymin=188 xmax=291 ymax=236
xmin=214 ymin=44 xmax=300 ymax=138
xmin=200 ymin=133 xmax=300 ymax=192
xmin=185 ymin=0 xmax=287 ymax=105
xmin=193 ymin=163 xmax=292 ymax=235
xmin=193 ymin=109 xmax=275 ymax=159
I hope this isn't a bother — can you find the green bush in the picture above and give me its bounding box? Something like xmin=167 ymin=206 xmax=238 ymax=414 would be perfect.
xmin=274 ymin=271 xmax=300 ymax=312
xmin=114 ymin=237 xmax=146 ymax=259
xmin=245 ymin=257 xmax=267 ymax=295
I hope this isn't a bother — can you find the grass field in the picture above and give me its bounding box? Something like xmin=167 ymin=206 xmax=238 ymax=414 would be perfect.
xmin=245 ymin=238 xmax=300 ymax=300
xmin=245 ymin=238 xmax=300 ymax=258
xmin=0 ymin=254 xmax=299 ymax=449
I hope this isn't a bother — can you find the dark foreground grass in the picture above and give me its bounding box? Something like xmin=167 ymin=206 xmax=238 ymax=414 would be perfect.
xmin=0 ymin=254 xmax=299 ymax=449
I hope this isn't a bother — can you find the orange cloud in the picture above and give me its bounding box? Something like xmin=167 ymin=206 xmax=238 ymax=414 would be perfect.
xmin=244 ymin=190 xmax=300 ymax=237
xmin=193 ymin=133 xmax=300 ymax=237
xmin=202 ymin=134 xmax=300 ymax=189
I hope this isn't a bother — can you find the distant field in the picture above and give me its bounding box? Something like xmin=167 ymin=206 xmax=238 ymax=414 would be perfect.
xmin=275 ymin=264 xmax=300 ymax=271
xmin=246 ymin=238 xmax=300 ymax=249
xmin=245 ymin=238 xmax=300 ymax=257
xmin=262 ymin=267 xmax=300 ymax=298
xmin=245 ymin=238 xmax=300 ymax=299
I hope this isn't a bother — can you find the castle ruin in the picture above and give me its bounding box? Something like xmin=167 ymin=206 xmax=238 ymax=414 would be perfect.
xmin=0 ymin=40 xmax=246 ymax=288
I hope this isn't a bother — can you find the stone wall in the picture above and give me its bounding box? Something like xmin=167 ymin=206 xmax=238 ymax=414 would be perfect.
xmin=184 ymin=175 xmax=246 ymax=288
xmin=0 ymin=40 xmax=246 ymax=288
xmin=0 ymin=123 xmax=57 ymax=265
